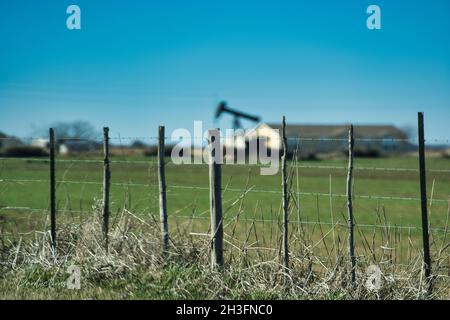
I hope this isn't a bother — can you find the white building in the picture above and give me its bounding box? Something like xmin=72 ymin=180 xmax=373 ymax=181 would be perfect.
xmin=224 ymin=123 xmax=412 ymax=159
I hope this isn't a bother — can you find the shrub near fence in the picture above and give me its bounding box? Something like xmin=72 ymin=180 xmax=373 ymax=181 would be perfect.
xmin=2 ymin=146 xmax=49 ymax=158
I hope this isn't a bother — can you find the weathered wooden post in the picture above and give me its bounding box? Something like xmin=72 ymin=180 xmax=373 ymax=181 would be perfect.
xmin=208 ymin=129 xmax=224 ymax=268
xmin=49 ymin=128 xmax=56 ymax=250
xmin=158 ymin=125 xmax=169 ymax=256
xmin=281 ymin=116 xmax=289 ymax=272
xmin=102 ymin=127 xmax=110 ymax=250
xmin=346 ymin=125 xmax=356 ymax=284
xmin=418 ymin=112 xmax=432 ymax=294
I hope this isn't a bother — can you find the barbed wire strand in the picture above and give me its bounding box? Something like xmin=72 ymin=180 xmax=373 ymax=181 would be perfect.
xmin=1 ymin=136 xmax=449 ymax=143
xmin=1 ymin=157 xmax=450 ymax=173
xmin=1 ymin=178 xmax=449 ymax=203
xmin=0 ymin=206 xmax=448 ymax=234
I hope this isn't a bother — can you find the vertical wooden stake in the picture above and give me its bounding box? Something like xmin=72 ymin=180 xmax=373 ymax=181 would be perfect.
xmin=208 ymin=129 xmax=224 ymax=268
xmin=346 ymin=125 xmax=356 ymax=284
xmin=49 ymin=128 xmax=56 ymax=251
xmin=418 ymin=112 xmax=432 ymax=294
xmin=102 ymin=127 xmax=110 ymax=250
xmin=281 ymin=116 xmax=289 ymax=273
xmin=158 ymin=125 xmax=169 ymax=255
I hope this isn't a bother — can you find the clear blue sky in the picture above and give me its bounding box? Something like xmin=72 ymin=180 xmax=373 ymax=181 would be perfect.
xmin=1 ymin=0 xmax=449 ymax=140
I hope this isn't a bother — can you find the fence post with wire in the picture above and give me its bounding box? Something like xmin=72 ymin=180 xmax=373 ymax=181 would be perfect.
xmin=49 ymin=127 xmax=56 ymax=251
xmin=346 ymin=124 xmax=356 ymax=285
xmin=208 ymin=129 xmax=224 ymax=269
xmin=418 ymin=112 xmax=432 ymax=294
xmin=0 ymin=116 xmax=448 ymax=282
xmin=158 ymin=125 xmax=169 ymax=256
xmin=102 ymin=127 xmax=111 ymax=251
xmin=281 ymin=116 xmax=289 ymax=274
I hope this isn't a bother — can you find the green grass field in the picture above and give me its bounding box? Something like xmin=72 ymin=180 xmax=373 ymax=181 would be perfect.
xmin=1 ymin=155 xmax=450 ymax=299
xmin=1 ymin=155 xmax=449 ymax=227
xmin=2 ymin=154 xmax=450 ymax=255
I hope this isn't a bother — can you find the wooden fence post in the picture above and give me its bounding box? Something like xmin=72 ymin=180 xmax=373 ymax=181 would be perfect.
xmin=281 ymin=116 xmax=289 ymax=272
xmin=346 ymin=125 xmax=356 ymax=284
xmin=49 ymin=128 xmax=56 ymax=250
xmin=158 ymin=125 xmax=169 ymax=255
xmin=418 ymin=112 xmax=432 ymax=294
xmin=208 ymin=129 xmax=224 ymax=268
xmin=102 ymin=127 xmax=110 ymax=250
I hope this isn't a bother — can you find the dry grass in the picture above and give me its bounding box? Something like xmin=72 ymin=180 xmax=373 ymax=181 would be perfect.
xmin=0 ymin=199 xmax=448 ymax=300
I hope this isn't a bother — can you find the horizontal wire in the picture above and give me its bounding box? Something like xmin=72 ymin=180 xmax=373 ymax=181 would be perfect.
xmin=0 ymin=137 xmax=103 ymax=142
xmin=1 ymin=136 xmax=449 ymax=143
xmin=1 ymin=178 xmax=449 ymax=203
xmin=1 ymin=206 xmax=448 ymax=234
xmin=173 ymin=215 xmax=450 ymax=234
xmin=293 ymin=164 xmax=450 ymax=174
xmin=0 ymin=206 xmax=85 ymax=214
xmin=0 ymin=157 xmax=157 ymax=165
xmin=1 ymin=157 xmax=450 ymax=173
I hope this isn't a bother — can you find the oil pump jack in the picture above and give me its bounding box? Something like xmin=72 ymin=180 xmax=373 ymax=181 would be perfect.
xmin=214 ymin=101 xmax=261 ymax=130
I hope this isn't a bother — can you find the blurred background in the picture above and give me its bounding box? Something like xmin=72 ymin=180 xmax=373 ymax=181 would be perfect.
xmin=0 ymin=0 xmax=449 ymax=143
xmin=1 ymin=0 xmax=450 ymax=274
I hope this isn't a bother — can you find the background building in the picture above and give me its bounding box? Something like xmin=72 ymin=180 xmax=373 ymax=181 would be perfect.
xmin=225 ymin=123 xmax=413 ymax=160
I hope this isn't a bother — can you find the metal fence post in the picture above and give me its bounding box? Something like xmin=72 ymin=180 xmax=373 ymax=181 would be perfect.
xmin=158 ymin=125 xmax=169 ymax=256
xmin=418 ymin=112 xmax=432 ymax=294
xmin=208 ymin=129 xmax=224 ymax=268
xmin=49 ymin=128 xmax=56 ymax=251
xmin=102 ymin=127 xmax=110 ymax=250
xmin=281 ymin=116 xmax=289 ymax=272
xmin=346 ymin=124 xmax=356 ymax=284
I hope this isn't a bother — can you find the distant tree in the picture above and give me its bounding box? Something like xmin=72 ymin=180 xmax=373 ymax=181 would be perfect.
xmin=131 ymin=140 xmax=147 ymax=149
xmin=0 ymin=131 xmax=6 ymax=149
xmin=34 ymin=120 xmax=99 ymax=140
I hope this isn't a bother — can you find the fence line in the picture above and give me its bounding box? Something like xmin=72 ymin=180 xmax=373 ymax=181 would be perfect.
xmin=0 ymin=115 xmax=449 ymax=291
xmin=2 ymin=177 xmax=449 ymax=203
xmin=1 ymin=135 xmax=450 ymax=144
xmin=1 ymin=206 xmax=449 ymax=235
xmin=0 ymin=158 xmax=157 ymax=165
xmin=2 ymin=157 xmax=450 ymax=174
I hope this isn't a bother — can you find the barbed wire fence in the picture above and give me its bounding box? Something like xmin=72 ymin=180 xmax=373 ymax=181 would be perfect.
xmin=1 ymin=113 xmax=450 ymax=293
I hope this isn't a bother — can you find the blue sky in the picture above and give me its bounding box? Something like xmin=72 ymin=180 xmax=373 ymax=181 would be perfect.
xmin=0 ymin=0 xmax=449 ymax=140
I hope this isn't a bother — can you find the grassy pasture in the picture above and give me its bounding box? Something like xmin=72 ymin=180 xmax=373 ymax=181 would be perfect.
xmin=0 ymin=155 xmax=450 ymax=299
xmin=0 ymin=156 xmax=450 ymax=258
xmin=1 ymin=155 xmax=450 ymax=256
xmin=1 ymin=155 xmax=449 ymax=226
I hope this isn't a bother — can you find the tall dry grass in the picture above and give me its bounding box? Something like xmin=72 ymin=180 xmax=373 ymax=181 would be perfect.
xmin=0 ymin=197 xmax=448 ymax=300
